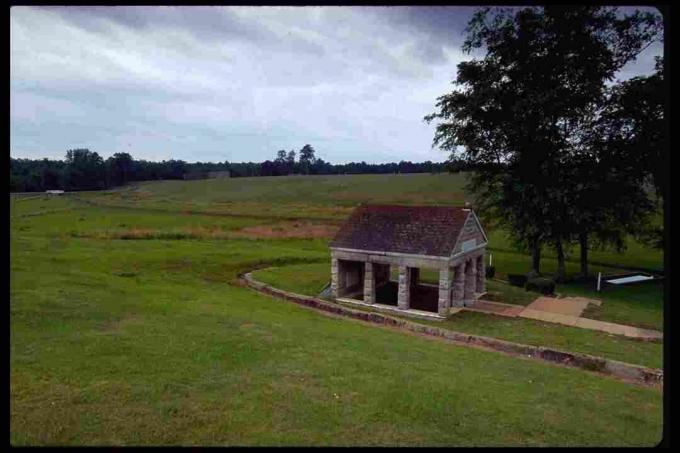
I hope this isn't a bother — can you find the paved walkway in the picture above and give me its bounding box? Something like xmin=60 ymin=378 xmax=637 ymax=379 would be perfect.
xmin=461 ymin=296 xmax=662 ymax=341
xmin=464 ymin=300 xmax=525 ymax=317
xmin=526 ymin=296 xmax=591 ymax=316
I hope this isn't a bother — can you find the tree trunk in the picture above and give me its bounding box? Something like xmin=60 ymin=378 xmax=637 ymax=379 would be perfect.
xmin=554 ymin=239 xmax=566 ymax=282
xmin=579 ymin=232 xmax=589 ymax=278
xmin=530 ymin=240 xmax=541 ymax=277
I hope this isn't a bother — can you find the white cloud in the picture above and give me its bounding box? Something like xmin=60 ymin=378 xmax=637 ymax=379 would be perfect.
xmin=10 ymin=5 xmax=662 ymax=163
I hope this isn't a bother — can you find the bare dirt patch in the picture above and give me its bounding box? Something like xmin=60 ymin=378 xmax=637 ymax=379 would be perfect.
xmin=230 ymin=221 xmax=340 ymax=239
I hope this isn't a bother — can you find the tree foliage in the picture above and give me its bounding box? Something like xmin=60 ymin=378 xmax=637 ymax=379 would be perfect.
xmin=10 ymin=145 xmax=448 ymax=192
xmin=65 ymin=149 xmax=106 ymax=191
xmin=425 ymin=6 xmax=663 ymax=277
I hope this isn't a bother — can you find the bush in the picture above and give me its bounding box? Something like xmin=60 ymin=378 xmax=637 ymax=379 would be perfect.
xmin=507 ymin=274 xmax=528 ymax=287
xmin=525 ymin=277 xmax=556 ymax=295
xmin=485 ymin=265 xmax=496 ymax=279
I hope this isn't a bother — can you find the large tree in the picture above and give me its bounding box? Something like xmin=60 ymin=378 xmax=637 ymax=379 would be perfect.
xmin=275 ymin=149 xmax=287 ymax=163
xmin=65 ymin=149 xmax=106 ymax=190
xmin=286 ymin=150 xmax=297 ymax=174
xmin=107 ymin=152 xmax=134 ymax=186
xmin=425 ymin=6 xmax=661 ymax=277
xmin=299 ymin=144 xmax=316 ymax=175
xmin=598 ymin=58 xmax=666 ymax=250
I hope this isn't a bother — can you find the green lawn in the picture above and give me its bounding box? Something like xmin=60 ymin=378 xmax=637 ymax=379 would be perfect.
xmin=485 ymin=229 xmax=663 ymax=274
xmin=562 ymin=282 xmax=663 ymax=331
xmin=10 ymin=175 xmax=664 ymax=446
xmin=252 ymin=262 xmax=662 ymax=369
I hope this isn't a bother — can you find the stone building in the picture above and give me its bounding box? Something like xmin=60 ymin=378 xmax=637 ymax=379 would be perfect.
xmin=329 ymin=205 xmax=488 ymax=317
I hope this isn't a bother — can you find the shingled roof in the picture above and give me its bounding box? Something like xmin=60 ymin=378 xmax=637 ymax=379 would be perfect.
xmin=329 ymin=204 xmax=474 ymax=257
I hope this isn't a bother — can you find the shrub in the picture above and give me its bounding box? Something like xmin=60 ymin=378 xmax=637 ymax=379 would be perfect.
xmin=507 ymin=274 xmax=528 ymax=287
xmin=525 ymin=277 xmax=556 ymax=295
xmin=485 ymin=265 xmax=496 ymax=279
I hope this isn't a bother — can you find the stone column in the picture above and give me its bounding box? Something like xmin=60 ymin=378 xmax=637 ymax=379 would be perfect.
xmin=438 ymin=267 xmax=452 ymax=316
xmin=452 ymin=263 xmax=465 ymax=307
xmin=398 ymin=265 xmax=411 ymax=310
xmin=364 ymin=262 xmax=375 ymax=304
xmin=464 ymin=259 xmax=477 ymax=306
xmin=476 ymin=254 xmax=486 ymax=293
xmin=331 ymin=258 xmax=340 ymax=298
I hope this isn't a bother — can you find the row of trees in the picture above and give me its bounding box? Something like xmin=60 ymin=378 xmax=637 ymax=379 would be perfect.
xmin=257 ymin=144 xmax=448 ymax=176
xmin=9 ymin=151 xmax=218 ymax=192
xmin=10 ymin=144 xmax=449 ymax=192
xmin=426 ymin=6 xmax=665 ymax=278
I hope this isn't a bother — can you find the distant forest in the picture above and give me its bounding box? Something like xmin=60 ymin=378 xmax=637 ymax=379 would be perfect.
xmin=9 ymin=145 xmax=453 ymax=192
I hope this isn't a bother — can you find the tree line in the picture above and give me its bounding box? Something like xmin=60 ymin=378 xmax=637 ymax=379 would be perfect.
xmin=9 ymin=143 xmax=450 ymax=193
xmin=10 ymin=151 xmax=202 ymax=192
xmin=425 ymin=6 xmax=665 ymax=278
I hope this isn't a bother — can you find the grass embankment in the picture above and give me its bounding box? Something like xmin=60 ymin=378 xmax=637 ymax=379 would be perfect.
xmin=85 ymin=174 xmax=662 ymax=273
xmin=10 ymin=175 xmax=664 ymax=446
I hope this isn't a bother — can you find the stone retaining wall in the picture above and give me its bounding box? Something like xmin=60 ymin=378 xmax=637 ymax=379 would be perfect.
xmin=240 ymin=272 xmax=663 ymax=387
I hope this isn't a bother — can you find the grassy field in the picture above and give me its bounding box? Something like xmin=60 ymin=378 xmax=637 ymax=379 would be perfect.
xmin=252 ymin=262 xmax=662 ymax=369
xmin=76 ymin=174 xmax=663 ymax=273
xmin=10 ymin=174 xmax=664 ymax=446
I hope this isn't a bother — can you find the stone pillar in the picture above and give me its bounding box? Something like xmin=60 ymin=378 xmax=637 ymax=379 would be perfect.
xmin=438 ymin=267 xmax=452 ymax=316
xmin=398 ymin=265 xmax=411 ymax=310
xmin=331 ymin=258 xmax=340 ymax=298
xmin=464 ymin=259 xmax=477 ymax=306
xmin=452 ymin=263 xmax=465 ymax=307
xmin=476 ymin=254 xmax=486 ymax=293
xmin=364 ymin=262 xmax=375 ymax=304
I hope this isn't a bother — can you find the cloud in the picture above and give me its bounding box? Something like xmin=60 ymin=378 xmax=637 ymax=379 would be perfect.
xmin=10 ymin=6 xmax=663 ymax=164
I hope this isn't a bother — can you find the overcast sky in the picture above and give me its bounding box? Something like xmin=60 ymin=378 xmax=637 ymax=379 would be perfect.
xmin=10 ymin=6 xmax=663 ymax=164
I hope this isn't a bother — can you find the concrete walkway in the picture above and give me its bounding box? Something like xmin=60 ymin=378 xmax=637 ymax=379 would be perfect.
xmin=526 ymin=296 xmax=591 ymax=316
xmin=462 ymin=297 xmax=662 ymax=341
xmin=464 ymin=300 xmax=526 ymax=317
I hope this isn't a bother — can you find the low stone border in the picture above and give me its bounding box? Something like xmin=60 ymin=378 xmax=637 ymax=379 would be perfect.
xmin=240 ymin=271 xmax=663 ymax=387
xmin=336 ymin=297 xmax=446 ymax=321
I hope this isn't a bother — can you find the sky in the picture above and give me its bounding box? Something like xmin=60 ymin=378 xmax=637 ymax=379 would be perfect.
xmin=10 ymin=6 xmax=664 ymax=164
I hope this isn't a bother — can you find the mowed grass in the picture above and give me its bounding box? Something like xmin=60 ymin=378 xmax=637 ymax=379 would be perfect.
xmin=10 ymin=174 xmax=664 ymax=446
xmin=252 ymin=262 xmax=662 ymax=369
xmin=11 ymin=227 xmax=661 ymax=446
xmin=11 ymin=196 xmax=266 ymax=239
xmin=124 ymin=172 xmax=469 ymax=206
xmin=264 ymin=251 xmax=662 ymax=331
